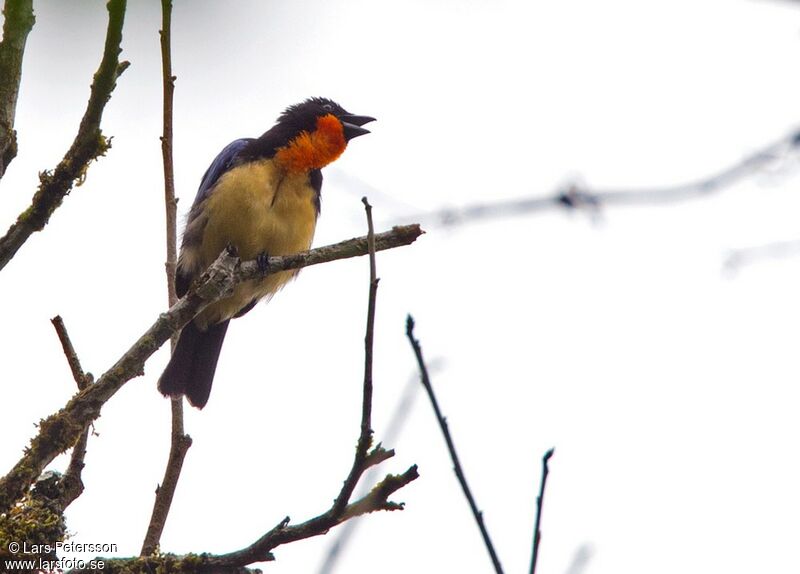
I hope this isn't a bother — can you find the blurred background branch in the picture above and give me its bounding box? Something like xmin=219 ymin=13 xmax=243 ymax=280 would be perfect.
xmin=724 ymin=238 xmax=800 ymax=274
xmin=403 ymin=128 xmax=800 ymax=228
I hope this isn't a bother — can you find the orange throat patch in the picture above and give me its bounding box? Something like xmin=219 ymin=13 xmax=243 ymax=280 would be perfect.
xmin=275 ymin=114 xmax=347 ymax=173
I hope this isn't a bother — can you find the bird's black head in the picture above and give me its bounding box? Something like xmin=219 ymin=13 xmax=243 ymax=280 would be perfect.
xmin=277 ymin=97 xmax=375 ymax=141
xmin=242 ymin=97 xmax=375 ymax=166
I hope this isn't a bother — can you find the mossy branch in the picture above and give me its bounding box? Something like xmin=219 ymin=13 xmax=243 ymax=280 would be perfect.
xmin=0 ymin=0 xmax=128 ymax=272
xmin=0 ymin=224 xmax=422 ymax=515
xmin=0 ymin=0 xmax=35 ymax=180
xmin=63 ymin=464 xmax=418 ymax=574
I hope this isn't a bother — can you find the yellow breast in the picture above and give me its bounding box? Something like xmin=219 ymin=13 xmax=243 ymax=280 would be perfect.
xmin=194 ymin=159 xmax=318 ymax=328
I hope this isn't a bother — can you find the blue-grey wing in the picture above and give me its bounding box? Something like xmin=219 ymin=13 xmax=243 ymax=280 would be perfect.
xmin=193 ymin=138 xmax=254 ymax=205
xmin=177 ymin=138 xmax=254 ymax=297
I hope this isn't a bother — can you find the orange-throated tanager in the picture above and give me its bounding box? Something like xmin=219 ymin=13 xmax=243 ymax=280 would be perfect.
xmin=158 ymin=97 xmax=375 ymax=408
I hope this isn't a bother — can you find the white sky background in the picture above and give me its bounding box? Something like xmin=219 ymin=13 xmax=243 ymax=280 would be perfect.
xmin=3 ymin=0 xmax=800 ymax=572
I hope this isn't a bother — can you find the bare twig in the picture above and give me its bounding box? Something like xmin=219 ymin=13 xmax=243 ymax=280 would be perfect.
xmin=140 ymin=402 xmax=190 ymax=556
xmin=0 ymin=0 xmax=128 ymax=271
xmin=65 ymin=465 xmax=419 ymax=574
xmin=361 ymin=197 xmax=378 ymax=441
xmin=317 ymin=359 xmax=444 ymax=574
xmin=406 ymin=128 xmax=800 ymax=227
xmin=141 ymin=0 xmax=191 ymax=556
xmin=50 ymin=315 xmax=93 ymax=509
xmin=160 ymin=0 xmax=178 ymax=307
xmin=0 ymin=224 xmax=422 ymax=515
xmin=530 ymin=448 xmax=555 ymax=574
xmin=331 ymin=197 xmax=380 ymax=515
xmin=0 ymin=0 xmax=35 ymax=180
xmin=51 ymin=315 xmax=90 ymax=391
xmin=201 ymin=466 xmax=419 ymax=570
xmin=406 ymin=315 xmax=504 ymax=574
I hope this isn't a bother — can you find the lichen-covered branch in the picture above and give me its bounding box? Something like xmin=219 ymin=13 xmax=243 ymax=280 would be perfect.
xmin=0 ymin=0 xmax=34 ymax=180
xmin=204 ymin=465 xmax=419 ymax=570
xmin=1 ymin=473 xmax=68 ymax=573
xmin=0 ymin=321 xmax=91 ymax=572
xmin=317 ymin=361 xmax=444 ymax=574
xmin=0 ymin=224 xmax=422 ymax=515
xmin=64 ymin=465 xmax=418 ymax=574
xmin=0 ymin=0 xmax=128 ymax=271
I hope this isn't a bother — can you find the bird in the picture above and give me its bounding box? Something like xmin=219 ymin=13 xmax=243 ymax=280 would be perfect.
xmin=158 ymin=97 xmax=375 ymax=408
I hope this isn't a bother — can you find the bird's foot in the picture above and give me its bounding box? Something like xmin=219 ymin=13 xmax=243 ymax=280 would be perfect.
xmin=225 ymin=243 xmax=239 ymax=257
xmin=256 ymin=251 xmax=270 ymax=274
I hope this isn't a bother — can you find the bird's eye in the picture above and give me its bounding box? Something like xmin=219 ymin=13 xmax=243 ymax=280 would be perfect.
xmin=322 ymin=103 xmax=334 ymax=112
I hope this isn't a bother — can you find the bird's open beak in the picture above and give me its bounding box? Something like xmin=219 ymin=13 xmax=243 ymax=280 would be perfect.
xmin=341 ymin=113 xmax=376 ymax=140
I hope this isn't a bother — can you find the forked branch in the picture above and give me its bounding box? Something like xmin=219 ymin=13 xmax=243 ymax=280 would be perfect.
xmin=0 ymin=223 xmax=422 ymax=515
xmin=0 ymin=0 xmax=129 ymax=271
xmin=62 ymin=203 xmax=419 ymax=573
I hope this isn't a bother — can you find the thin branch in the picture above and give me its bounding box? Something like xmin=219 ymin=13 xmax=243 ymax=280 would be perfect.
xmin=51 ymin=315 xmax=90 ymax=391
xmin=144 ymin=27 xmax=186 ymax=554
xmin=529 ymin=448 xmax=555 ymax=574
xmin=361 ymin=197 xmax=377 ymax=440
xmin=406 ymin=315 xmax=504 ymax=574
xmin=0 ymin=223 xmax=422 ymax=514
xmin=140 ymin=405 xmax=190 ymax=556
xmin=0 ymin=0 xmax=34 ymax=180
xmin=65 ymin=466 xmax=419 ymax=574
xmin=160 ymin=0 xmax=178 ymax=308
xmin=406 ymin=128 xmax=800 ymax=227
xmin=140 ymin=0 xmax=189 ymax=556
xmin=203 ymin=466 xmax=419 ymax=570
xmin=50 ymin=315 xmax=92 ymax=509
xmin=317 ymin=359 xmax=444 ymax=574
xmin=0 ymin=0 xmax=128 ymax=271
xmin=331 ymin=197 xmax=380 ymax=515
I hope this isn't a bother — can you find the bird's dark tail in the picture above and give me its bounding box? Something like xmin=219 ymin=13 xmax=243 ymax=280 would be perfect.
xmin=157 ymin=320 xmax=230 ymax=409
